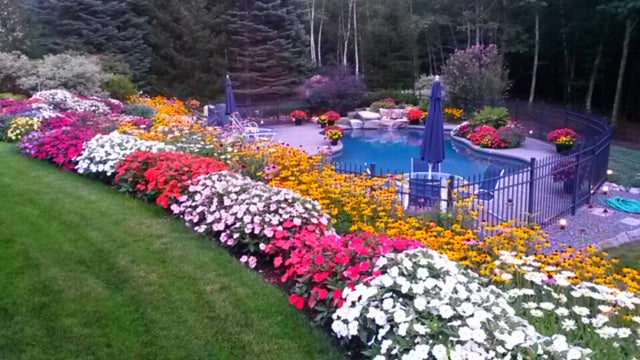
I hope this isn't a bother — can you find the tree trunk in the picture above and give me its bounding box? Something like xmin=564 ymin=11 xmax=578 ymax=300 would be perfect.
xmin=585 ymin=24 xmax=607 ymax=113
xmin=317 ymin=0 xmax=325 ymax=67
xmin=353 ymin=0 xmax=359 ymax=76
xmin=475 ymin=0 xmax=480 ymax=45
xmin=560 ymin=1 xmax=570 ymax=104
xmin=611 ymin=19 xmax=636 ymax=127
xmin=528 ymin=13 xmax=540 ymax=105
xmin=309 ymin=0 xmax=316 ymax=65
xmin=342 ymin=0 xmax=354 ymax=67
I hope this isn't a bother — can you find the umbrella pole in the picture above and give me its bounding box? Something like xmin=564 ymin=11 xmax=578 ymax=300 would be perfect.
xmin=428 ymin=163 xmax=432 ymax=179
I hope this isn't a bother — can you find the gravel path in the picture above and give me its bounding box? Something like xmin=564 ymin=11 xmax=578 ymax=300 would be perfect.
xmin=544 ymin=186 xmax=640 ymax=250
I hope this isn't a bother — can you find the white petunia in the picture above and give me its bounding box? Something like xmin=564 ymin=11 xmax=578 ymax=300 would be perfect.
xmin=539 ymin=302 xmax=554 ymax=311
xmin=431 ymin=344 xmax=448 ymax=360
xmin=414 ymin=296 xmax=427 ymax=311
xmin=554 ymin=307 xmax=569 ymax=317
xmin=530 ymin=309 xmax=544 ymax=318
xmin=572 ymin=306 xmax=590 ymax=316
xmin=439 ymin=305 xmax=455 ymax=319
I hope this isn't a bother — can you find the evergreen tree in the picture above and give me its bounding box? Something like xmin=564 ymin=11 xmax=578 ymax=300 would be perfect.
xmin=225 ymin=0 xmax=309 ymax=100
xmin=147 ymin=0 xmax=226 ymax=99
xmin=360 ymin=0 xmax=415 ymax=89
xmin=24 ymin=0 xmax=151 ymax=80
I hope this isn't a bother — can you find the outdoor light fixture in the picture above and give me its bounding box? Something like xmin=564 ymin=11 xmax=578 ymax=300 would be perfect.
xmin=559 ymin=218 xmax=567 ymax=230
xmin=607 ymin=169 xmax=613 ymax=176
xmin=529 ymin=130 xmax=534 ymax=135
xmin=602 ymin=185 xmax=609 ymax=195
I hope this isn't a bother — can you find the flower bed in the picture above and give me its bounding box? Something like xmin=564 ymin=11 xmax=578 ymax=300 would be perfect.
xmin=4 ymin=89 xmax=640 ymax=358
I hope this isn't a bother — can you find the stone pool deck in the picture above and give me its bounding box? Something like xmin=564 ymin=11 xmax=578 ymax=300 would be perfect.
xmin=271 ymin=123 xmax=341 ymax=155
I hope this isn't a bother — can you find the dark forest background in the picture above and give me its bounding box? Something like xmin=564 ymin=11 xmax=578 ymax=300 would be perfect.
xmin=1 ymin=0 xmax=639 ymax=124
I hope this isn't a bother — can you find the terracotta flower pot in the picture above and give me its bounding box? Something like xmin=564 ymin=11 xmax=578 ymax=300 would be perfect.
xmin=330 ymin=139 xmax=338 ymax=146
xmin=328 ymin=120 xmax=335 ymax=126
xmin=294 ymin=118 xmax=302 ymax=126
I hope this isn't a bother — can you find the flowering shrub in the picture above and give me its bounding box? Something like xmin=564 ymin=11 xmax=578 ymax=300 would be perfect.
xmin=7 ymin=116 xmax=40 ymax=142
xmin=469 ymin=125 xmax=507 ymax=148
xmin=264 ymin=228 xmax=420 ymax=323
xmin=547 ymin=128 xmax=578 ymax=145
xmin=75 ymin=132 xmax=174 ymax=180
xmin=318 ymin=110 xmax=340 ymax=125
xmin=497 ymin=122 xmax=526 ymax=148
xmin=324 ymin=126 xmax=344 ymax=141
xmin=442 ymin=44 xmax=509 ymax=110
xmin=171 ymin=171 xmax=329 ymax=251
xmin=114 ymin=151 xmax=227 ymax=208
xmin=332 ymin=249 xmax=590 ymax=359
xmin=28 ymin=126 xmax=96 ymax=169
xmin=289 ymin=110 xmax=306 ymax=121
xmin=407 ymin=108 xmax=426 ymax=123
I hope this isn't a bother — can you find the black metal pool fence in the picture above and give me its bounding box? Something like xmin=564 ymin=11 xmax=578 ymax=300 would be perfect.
xmin=331 ymin=100 xmax=613 ymax=228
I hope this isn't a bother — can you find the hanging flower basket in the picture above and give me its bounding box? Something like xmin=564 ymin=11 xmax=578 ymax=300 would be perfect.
xmin=556 ymin=143 xmax=574 ymax=153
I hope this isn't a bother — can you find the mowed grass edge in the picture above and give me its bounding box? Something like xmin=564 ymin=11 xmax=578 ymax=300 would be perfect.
xmin=0 ymin=142 xmax=342 ymax=359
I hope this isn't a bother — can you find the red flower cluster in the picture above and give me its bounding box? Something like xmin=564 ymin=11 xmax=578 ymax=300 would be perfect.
xmin=33 ymin=126 xmax=96 ymax=169
xmin=469 ymin=125 xmax=508 ymax=149
xmin=264 ymin=227 xmax=421 ymax=322
xmin=547 ymin=128 xmax=578 ymax=143
xmin=115 ymin=151 xmax=228 ymax=208
xmin=289 ymin=110 xmax=306 ymax=120
xmin=323 ymin=110 xmax=340 ymax=122
xmin=407 ymin=109 xmax=426 ymax=122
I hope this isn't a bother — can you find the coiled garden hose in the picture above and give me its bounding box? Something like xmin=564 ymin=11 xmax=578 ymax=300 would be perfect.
xmin=603 ymin=196 xmax=640 ymax=213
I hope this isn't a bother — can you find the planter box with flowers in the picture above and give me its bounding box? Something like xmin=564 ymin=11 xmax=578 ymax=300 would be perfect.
xmin=547 ymin=128 xmax=578 ymax=153
xmin=324 ymin=125 xmax=344 ymax=146
xmin=290 ymin=109 xmax=306 ymax=126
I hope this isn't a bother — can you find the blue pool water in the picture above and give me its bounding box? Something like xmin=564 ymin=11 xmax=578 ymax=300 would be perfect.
xmin=332 ymin=129 xmax=525 ymax=178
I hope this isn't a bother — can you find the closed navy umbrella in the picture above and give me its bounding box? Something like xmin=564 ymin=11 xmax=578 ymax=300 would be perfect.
xmin=224 ymin=74 xmax=236 ymax=120
xmin=419 ymin=78 xmax=445 ymax=178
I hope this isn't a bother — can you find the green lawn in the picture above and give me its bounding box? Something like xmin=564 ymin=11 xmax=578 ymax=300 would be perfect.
xmin=0 ymin=142 xmax=342 ymax=359
xmin=607 ymin=243 xmax=640 ymax=271
xmin=608 ymin=145 xmax=640 ymax=188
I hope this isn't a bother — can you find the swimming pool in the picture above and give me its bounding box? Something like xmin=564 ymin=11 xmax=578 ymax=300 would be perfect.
xmin=332 ymin=129 xmax=526 ymax=179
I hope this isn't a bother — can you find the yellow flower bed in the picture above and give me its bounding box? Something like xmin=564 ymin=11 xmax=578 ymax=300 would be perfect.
xmin=123 ymin=96 xmax=216 ymax=143
xmin=7 ymin=116 xmax=40 ymax=142
xmin=128 ymin=95 xmax=189 ymax=117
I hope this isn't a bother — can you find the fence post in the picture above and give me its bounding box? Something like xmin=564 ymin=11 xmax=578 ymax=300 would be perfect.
xmin=447 ymin=175 xmax=455 ymax=210
xmin=369 ymin=162 xmax=376 ymax=178
xmin=527 ymin=158 xmax=536 ymax=224
xmin=571 ymin=145 xmax=583 ymax=215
